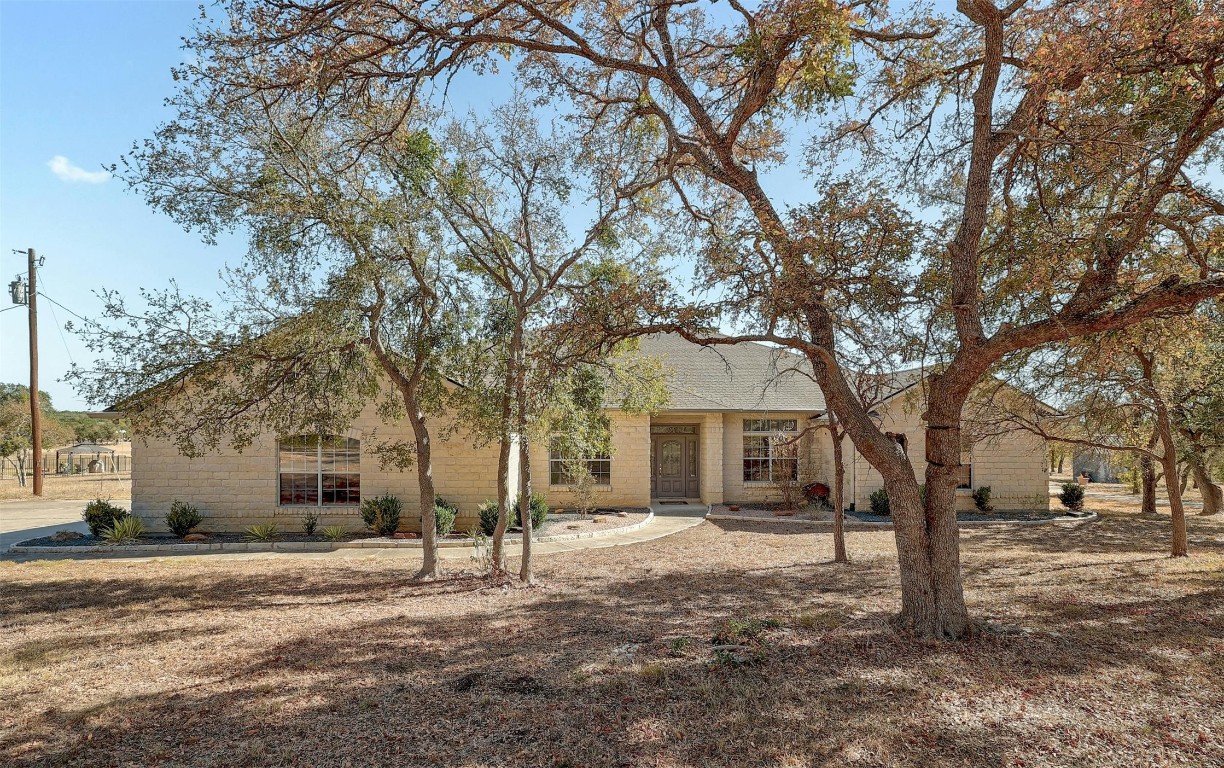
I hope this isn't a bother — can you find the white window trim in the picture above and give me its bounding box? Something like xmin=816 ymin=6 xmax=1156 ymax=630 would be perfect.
xmin=742 ymin=420 xmax=800 ymax=484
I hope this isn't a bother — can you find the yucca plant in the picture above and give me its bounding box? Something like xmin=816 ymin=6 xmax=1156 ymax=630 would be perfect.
xmin=101 ymin=516 xmax=146 ymax=544
xmin=244 ymin=523 xmax=280 ymax=542
xmin=319 ymin=525 xmax=348 ymax=542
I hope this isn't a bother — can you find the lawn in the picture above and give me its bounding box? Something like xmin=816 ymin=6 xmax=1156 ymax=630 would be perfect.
xmin=2 ymin=490 xmax=1222 ymax=767
xmin=0 ymin=472 xmax=131 ymax=502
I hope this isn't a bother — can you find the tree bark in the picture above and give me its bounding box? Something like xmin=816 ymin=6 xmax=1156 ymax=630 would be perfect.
xmin=406 ymin=406 xmax=439 ymax=580
xmin=919 ymin=382 xmax=971 ymax=640
xmin=491 ymin=323 xmax=524 ymax=575
xmin=1138 ymin=349 xmax=1188 ymax=557
xmin=515 ymin=362 xmax=535 ymax=584
xmin=1140 ymin=454 xmax=1158 ymax=516
xmin=1189 ymin=452 xmax=1222 ymax=516
xmin=830 ymin=418 xmax=847 ymax=564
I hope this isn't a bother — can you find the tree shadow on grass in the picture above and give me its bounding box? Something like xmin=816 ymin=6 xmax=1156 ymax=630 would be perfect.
xmin=5 ymin=551 xmax=1224 ymax=767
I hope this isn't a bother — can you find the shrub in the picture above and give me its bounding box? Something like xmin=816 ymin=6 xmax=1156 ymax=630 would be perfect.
xmin=434 ymin=496 xmax=459 ymax=514
xmin=101 ymin=516 xmax=145 ymax=544
xmin=301 ymin=509 xmax=319 ymax=536
xmin=869 ymin=488 xmax=890 ymax=516
xmin=165 ymin=500 xmax=203 ymax=538
xmin=82 ymin=498 xmax=129 ymax=537
xmin=320 ymin=524 xmax=348 ymax=541
xmin=478 ymin=500 xmax=501 ymax=536
xmin=972 ymin=486 xmax=994 ymax=513
xmin=512 ymin=492 xmax=549 ymax=530
xmin=360 ymin=494 xmax=402 ymax=536
xmin=1059 ymin=483 xmax=1085 ymax=512
xmin=244 ymin=523 xmax=280 ymax=542
xmin=434 ymin=503 xmax=456 ymax=537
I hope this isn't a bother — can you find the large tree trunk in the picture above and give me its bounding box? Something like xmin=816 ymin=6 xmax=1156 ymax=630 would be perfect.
xmin=1140 ymin=454 xmax=1158 ymax=516
xmin=515 ymin=362 xmax=535 ymax=584
xmin=919 ymin=387 xmax=971 ymax=640
xmin=830 ymin=419 xmax=847 ymax=564
xmin=1140 ymin=350 xmax=1188 ymax=557
xmin=1158 ymin=436 xmax=1189 ymax=557
xmin=491 ymin=408 xmax=512 ymax=575
xmin=491 ymin=325 xmax=524 ymax=574
xmin=1189 ymin=451 xmax=1222 ymax=517
xmin=407 ymin=407 xmax=439 ymax=580
xmin=518 ymin=435 xmax=535 ymax=584
xmin=804 ymin=345 xmax=962 ymax=638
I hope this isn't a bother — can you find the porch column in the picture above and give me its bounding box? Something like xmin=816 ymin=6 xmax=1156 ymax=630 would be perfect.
xmin=700 ymin=413 xmax=724 ymax=505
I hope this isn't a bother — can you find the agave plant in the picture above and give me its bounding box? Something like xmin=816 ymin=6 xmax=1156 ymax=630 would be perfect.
xmin=101 ymin=516 xmax=146 ymax=544
xmin=243 ymin=523 xmax=280 ymax=542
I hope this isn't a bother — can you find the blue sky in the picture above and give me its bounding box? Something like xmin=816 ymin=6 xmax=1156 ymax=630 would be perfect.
xmin=0 ymin=0 xmax=235 ymax=409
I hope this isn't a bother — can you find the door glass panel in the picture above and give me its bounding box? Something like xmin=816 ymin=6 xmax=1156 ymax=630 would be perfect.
xmin=661 ymin=440 xmax=681 ymax=476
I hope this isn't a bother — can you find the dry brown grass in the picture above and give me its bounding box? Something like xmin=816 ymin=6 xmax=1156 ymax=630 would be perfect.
xmin=2 ymin=489 xmax=1222 ymax=767
xmin=0 ymin=473 xmax=131 ymax=502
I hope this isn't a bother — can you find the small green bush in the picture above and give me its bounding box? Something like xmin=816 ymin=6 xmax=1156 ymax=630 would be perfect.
xmin=320 ymin=524 xmax=348 ymax=541
xmin=244 ymin=523 xmax=280 ymax=542
xmin=972 ymin=486 xmax=994 ymax=513
xmin=301 ymin=509 xmax=319 ymax=536
xmin=1059 ymin=482 xmax=1085 ymax=512
xmin=869 ymin=488 xmax=890 ymax=516
xmin=478 ymin=500 xmax=501 ymax=536
xmin=434 ymin=496 xmax=459 ymax=514
xmin=360 ymin=494 xmax=402 ymax=536
xmin=101 ymin=516 xmax=145 ymax=544
xmin=513 ymin=492 xmax=549 ymax=530
xmin=165 ymin=500 xmax=202 ymax=538
xmin=83 ymin=498 xmax=130 ymax=537
xmin=434 ymin=503 xmax=456 ymax=537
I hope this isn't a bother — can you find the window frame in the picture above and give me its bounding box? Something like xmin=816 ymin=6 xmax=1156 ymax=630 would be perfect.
xmin=742 ymin=420 xmax=799 ymax=484
xmin=956 ymin=450 xmax=973 ymax=490
xmin=548 ymin=437 xmax=612 ymax=487
xmin=277 ymin=434 xmax=361 ymax=507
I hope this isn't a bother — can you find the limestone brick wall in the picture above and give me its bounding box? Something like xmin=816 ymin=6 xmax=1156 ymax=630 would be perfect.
xmin=721 ymin=411 xmax=826 ymax=504
xmin=132 ymin=402 xmax=513 ymax=534
xmin=531 ymin=412 xmax=651 ymax=510
xmin=849 ymin=396 xmax=1050 ymax=512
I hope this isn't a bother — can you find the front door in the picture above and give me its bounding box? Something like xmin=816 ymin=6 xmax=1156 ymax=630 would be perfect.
xmin=651 ymin=432 xmax=699 ymax=499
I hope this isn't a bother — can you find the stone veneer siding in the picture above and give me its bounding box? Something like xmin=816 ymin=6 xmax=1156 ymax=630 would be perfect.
xmin=132 ymin=406 xmax=509 ymax=534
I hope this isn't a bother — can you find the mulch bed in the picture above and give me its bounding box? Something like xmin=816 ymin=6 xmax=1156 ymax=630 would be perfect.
xmin=14 ymin=509 xmax=651 ymax=548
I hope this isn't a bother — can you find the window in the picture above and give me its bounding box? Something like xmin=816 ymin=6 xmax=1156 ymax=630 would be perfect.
xmin=278 ymin=435 xmax=360 ymax=506
xmin=549 ymin=438 xmax=611 ymax=486
xmin=956 ymin=450 xmax=972 ymax=489
xmin=742 ymin=420 xmax=798 ymax=482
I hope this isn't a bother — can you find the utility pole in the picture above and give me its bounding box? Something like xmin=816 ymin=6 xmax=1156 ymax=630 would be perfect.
xmin=28 ymin=248 xmax=41 ymax=496
xmin=9 ymin=248 xmax=42 ymax=495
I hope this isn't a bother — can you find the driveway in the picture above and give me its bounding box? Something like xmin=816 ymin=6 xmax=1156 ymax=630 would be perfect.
xmin=0 ymin=498 xmax=130 ymax=551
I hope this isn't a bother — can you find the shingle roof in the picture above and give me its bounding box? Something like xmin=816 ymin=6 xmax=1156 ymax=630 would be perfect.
xmin=637 ymin=333 xmax=828 ymax=412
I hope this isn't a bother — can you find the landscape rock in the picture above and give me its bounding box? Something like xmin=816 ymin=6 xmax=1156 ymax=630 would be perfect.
xmin=183 ymin=533 xmax=209 ymax=542
xmin=51 ymin=530 xmax=84 ymax=541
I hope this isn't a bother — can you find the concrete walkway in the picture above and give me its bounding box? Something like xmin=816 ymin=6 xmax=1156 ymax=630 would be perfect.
xmin=0 ymin=497 xmax=126 ymax=551
xmin=2 ymin=500 xmax=708 ymax=563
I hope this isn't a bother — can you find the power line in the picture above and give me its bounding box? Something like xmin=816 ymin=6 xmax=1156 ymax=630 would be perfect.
xmin=36 ymin=290 xmax=91 ymax=326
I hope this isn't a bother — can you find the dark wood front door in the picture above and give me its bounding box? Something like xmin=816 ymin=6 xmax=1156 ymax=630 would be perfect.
xmin=651 ymin=433 xmax=699 ymax=498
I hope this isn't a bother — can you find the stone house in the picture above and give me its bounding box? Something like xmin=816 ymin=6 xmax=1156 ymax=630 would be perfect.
xmin=127 ymin=333 xmax=1050 ymax=532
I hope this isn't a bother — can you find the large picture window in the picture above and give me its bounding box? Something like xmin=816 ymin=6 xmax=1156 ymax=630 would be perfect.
xmin=549 ymin=438 xmax=611 ymax=486
xmin=742 ymin=420 xmax=798 ymax=482
xmin=278 ymin=435 xmax=360 ymax=506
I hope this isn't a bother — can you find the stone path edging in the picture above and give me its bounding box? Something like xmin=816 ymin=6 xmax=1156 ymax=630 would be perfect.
xmin=5 ymin=512 xmax=655 ymax=555
xmin=706 ymin=511 xmax=1098 ymax=529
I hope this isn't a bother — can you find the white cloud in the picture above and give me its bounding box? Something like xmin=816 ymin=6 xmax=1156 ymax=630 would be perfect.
xmin=47 ymin=155 xmax=110 ymax=184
